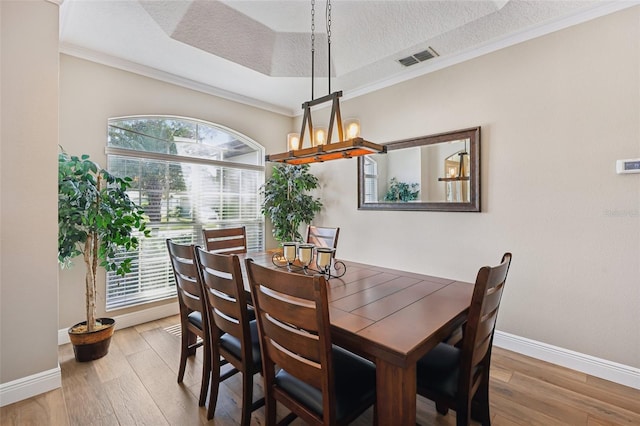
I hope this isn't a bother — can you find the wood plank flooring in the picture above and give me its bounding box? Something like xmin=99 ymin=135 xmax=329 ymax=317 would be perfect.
xmin=2 ymin=315 xmax=638 ymax=425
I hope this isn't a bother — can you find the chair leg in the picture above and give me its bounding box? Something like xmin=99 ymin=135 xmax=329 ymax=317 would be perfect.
xmin=177 ymin=328 xmax=190 ymax=383
xmin=199 ymin=338 xmax=211 ymax=407
xmin=206 ymin=352 xmax=222 ymax=419
xmin=240 ymin=371 xmax=254 ymax=426
xmin=472 ymin=378 xmax=491 ymax=426
xmin=186 ymin=330 xmax=197 ymax=356
xmin=373 ymin=403 xmax=378 ymax=426
xmin=266 ymin=393 xmax=277 ymax=426
xmin=455 ymin=400 xmax=471 ymax=426
xmin=435 ymin=401 xmax=449 ymax=415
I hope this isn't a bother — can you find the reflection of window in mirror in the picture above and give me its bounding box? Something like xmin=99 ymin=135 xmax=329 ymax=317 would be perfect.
xmin=363 ymin=157 xmax=378 ymax=202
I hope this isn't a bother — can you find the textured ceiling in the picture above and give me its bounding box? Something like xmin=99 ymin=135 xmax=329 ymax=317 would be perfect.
xmin=59 ymin=0 xmax=636 ymax=115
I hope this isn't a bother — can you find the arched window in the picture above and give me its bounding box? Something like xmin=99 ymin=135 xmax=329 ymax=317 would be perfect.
xmin=106 ymin=116 xmax=265 ymax=309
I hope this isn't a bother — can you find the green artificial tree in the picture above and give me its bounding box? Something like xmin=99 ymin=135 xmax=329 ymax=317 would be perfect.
xmin=261 ymin=164 xmax=322 ymax=243
xmin=58 ymin=151 xmax=149 ymax=332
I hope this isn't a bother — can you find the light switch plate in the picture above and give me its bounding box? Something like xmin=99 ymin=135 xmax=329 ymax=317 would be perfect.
xmin=616 ymin=159 xmax=640 ymax=174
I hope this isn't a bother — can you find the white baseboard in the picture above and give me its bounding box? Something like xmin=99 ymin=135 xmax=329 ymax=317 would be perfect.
xmin=3 ymin=334 xmax=636 ymax=408
xmin=0 ymin=366 xmax=61 ymax=407
xmin=0 ymin=304 xmax=179 ymax=407
xmin=58 ymin=303 xmax=179 ymax=345
xmin=494 ymin=330 xmax=640 ymax=390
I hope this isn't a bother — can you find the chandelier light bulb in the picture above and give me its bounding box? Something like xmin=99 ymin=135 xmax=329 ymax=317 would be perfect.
xmin=344 ymin=118 xmax=361 ymax=139
xmin=314 ymin=127 xmax=327 ymax=146
xmin=287 ymin=133 xmax=300 ymax=151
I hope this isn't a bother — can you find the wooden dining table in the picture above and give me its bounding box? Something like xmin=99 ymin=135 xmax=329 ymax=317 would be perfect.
xmin=237 ymin=251 xmax=474 ymax=425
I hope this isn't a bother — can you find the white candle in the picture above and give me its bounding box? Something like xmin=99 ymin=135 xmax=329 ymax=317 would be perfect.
xmin=283 ymin=243 xmax=296 ymax=262
xmin=298 ymin=245 xmax=313 ymax=265
xmin=317 ymin=249 xmax=332 ymax=268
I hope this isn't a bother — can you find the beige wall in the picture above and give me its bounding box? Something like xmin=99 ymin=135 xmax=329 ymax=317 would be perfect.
xmin=2 ymin=1 xmax=636 ymax=402
xmin=1 ymin=1 xmax=60 ymax=383
xmin=309 ymin=7 xmax=640 ymax=367
xmin=58 ymin=55 xmax=290 ymax=328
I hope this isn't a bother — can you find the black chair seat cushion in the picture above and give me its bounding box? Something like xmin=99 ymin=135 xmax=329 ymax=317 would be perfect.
xmin=247 ymin=305 xmax=256 ymax=321
xmin=416 ymin=343 xmax=461 ymax=398
xmin=274 ymin=345 xmax=376 ymax=421
xmin=219 ymin=319 xmax=261 ymax=368
xmin=187 ymin=311 xmax=203 ymax=330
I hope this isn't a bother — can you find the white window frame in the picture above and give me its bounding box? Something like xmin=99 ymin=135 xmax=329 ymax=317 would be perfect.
xmin=105 ymin=116 xmax=265 ymax=310
xmin=364 ymin=156 xmax=378 ymax=203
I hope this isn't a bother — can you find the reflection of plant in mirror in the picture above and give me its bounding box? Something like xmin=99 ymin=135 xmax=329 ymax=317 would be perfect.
xmin=384 ymin=177 xmax=420 ymax=202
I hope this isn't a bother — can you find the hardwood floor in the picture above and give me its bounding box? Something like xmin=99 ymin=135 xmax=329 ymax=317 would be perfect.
xmin=2 ymin=315 xmax=638 ymax=425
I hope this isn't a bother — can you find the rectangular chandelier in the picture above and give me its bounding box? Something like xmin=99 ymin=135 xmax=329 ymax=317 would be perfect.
xmin=266 ymin=91 xmax=386 ymax=164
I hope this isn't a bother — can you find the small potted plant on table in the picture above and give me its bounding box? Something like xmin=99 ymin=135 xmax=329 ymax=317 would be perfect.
xmin=58 ymin=151 xmax=149 ymax=362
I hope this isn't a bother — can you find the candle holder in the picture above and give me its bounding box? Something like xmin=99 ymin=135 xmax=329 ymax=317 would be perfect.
xmin=314 ymin=247 xmax=346 ymax=279
xmin=272 ymin=242 xmax=302 ymax=272
xmin=271 ymin=244 xmax=346 ymax=279
xmin=297 ymin=244 xmax=315 ymax=274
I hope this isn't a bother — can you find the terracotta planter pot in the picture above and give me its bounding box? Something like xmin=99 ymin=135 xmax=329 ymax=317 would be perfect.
xmin=68 ymin=318 xmax=116 ymax=362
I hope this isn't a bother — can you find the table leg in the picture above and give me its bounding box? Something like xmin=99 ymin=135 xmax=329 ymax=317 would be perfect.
xmin=376 ymin=359 xmax=416 ymax=424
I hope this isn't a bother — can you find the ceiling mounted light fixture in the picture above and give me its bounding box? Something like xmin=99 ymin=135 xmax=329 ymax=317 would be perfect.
xmin=266 ymin=0 xmax=386 ymax=165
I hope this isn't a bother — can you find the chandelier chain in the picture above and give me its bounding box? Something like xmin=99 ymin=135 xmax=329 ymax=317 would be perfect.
xmin=311 ymin=0 xmax=315 ymax=51
xmin=327 ymin=0 xmax=331 ymax=94
xmin=311 ymin=0 xmax=315 ymax=100
xmin=326 ymin=0 xmax=331 ymax=42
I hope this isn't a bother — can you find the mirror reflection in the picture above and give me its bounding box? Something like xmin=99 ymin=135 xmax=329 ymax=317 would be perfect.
xmin=358 ymin=127 xmax=480 ymax=212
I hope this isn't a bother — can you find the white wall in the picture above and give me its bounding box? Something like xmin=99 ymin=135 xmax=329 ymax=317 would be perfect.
xmin=311 ymin=6 xmax=640 ymax=368
xmin=58 ymin=54 xmax=291 ymax=329
xmin=0 ymin=0 xmax=60 ymax=393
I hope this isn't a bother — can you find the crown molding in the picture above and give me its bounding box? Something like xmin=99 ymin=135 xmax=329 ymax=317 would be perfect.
xmin=59 ymin=43 xmax=295 ymax=117
xmin=344 ymin=0 xmax=640 ymax=106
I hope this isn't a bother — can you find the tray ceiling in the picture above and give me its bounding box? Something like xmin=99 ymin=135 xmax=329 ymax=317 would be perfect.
xmin=59 ymin=0 xmax=635 ymax=115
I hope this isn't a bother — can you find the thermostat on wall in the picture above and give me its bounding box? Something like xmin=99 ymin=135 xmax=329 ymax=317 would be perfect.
xmin=616 ymin=159 xmax=640 ymax=174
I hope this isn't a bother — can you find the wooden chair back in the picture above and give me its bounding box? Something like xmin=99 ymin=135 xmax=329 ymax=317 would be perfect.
xmin=306 ymin=225 xmax=340 ymax=256
xmin=166 ymin=239 xmax=210 ymax=406
xmin=245 ymin=260 xmax=337 ymax=425
xmin=202 ymin=226 xmax=247 ymax=254
xmin=194 ymin=247 xmax=262 ymax=423
xmin=167 ymin=240 xmax=203 ymax=316
xmin=416 ymin=252 xmax=512 ymax=425
xmin=460 ymin=252 xmax=512 ymax=395
xmin=195 ymin=247 xmax=253 ymax=360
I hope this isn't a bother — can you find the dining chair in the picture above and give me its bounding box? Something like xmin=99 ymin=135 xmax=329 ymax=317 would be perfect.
xmin=202 ymin=226 xmax=248 ymax=254
xmin=194 ymin=247 xmax=264 ymax=424
xmin=306 ymin=225 xmax=340 ymax=256
xmin=415 ymin=252 xmax=513 ymax=426
xmin=245 ymin=259 xmax=376 ymax=426
xmin=166 ymin=239 xmax=210 ymax=407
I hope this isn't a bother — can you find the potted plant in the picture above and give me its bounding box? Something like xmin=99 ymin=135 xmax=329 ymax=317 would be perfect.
xmin=384 ymin=177 xmax=420 ymax=202
xmin=58 ymin=151 xmax=149 ymax=362
xmin=261 ymin=163 xmax=322 ymax=243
